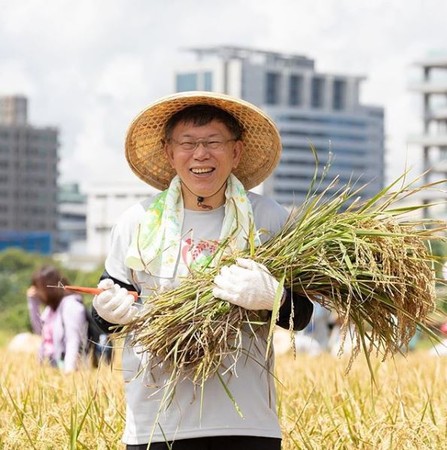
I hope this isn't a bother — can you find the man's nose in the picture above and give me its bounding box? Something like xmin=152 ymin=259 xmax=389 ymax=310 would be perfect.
xmin=193 ymin=141 xmax=210 ymax=157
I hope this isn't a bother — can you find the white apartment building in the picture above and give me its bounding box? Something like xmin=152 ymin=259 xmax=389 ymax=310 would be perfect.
xmin=175 ymin=46 xmax=385 ymax=206
xmin=408 ymin=56 xmax=447 ymax=218
xmin=86 ymin=182 xmax=158 ymax=261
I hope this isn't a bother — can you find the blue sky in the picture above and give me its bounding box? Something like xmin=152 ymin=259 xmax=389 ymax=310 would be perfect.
xmin=1 ymin=0 xmax=446 ymax=190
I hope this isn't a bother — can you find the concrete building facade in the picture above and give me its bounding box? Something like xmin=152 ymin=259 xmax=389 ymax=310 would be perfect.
xmin=0 ymin=95 xmax=59 ymax=251
xmin=408 ymin=56 xmax=447 ymax=217
xmin=175 ymin=46 xmax=385 ymax=205
xmin=86 ymin=182 xmax=158 ymax=261
xmin=57 ymin=183 xmax=87 ymax=253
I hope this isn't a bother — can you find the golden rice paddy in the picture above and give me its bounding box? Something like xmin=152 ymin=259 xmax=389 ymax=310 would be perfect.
xmin=1 ymin=344 xmax=447 ymax=449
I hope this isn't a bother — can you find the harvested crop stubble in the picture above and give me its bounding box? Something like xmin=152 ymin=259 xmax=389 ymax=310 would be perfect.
xmin=117 ymin=175 xmax=445 ymax=384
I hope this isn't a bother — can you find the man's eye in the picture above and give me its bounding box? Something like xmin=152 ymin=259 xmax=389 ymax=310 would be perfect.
xmin=208 ymin=141 xmax=223 ymax=149
xmin=180 ymin=142 xmax=195 ymax=149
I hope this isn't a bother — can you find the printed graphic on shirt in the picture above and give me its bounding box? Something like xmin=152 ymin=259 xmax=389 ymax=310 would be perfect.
xmin=181 ymin=237 xmax=219 ymax=270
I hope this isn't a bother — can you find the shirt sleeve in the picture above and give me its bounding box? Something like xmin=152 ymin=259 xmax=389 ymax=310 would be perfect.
xmin=277 ymin=290 xmax=314 ymax=331
xmin=27 ymin=294 xmax=43 ymax=335
xmin=92 ymin=201 xmax=148 ymax=333
xmin=61 ymin=295 xmax=88 ymax=372
xmin=104 ymin=201 xmax=148 ymax=285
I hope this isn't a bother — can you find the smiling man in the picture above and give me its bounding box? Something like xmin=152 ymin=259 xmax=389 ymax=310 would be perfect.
xmin=91 ymin=91 xmax=314 ymax=450
xmin=164 ymin=104 xmax=243 ymax=210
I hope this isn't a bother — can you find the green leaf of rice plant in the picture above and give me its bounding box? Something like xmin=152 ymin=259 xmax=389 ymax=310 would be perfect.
xmin=116 ymin=166 xmax=446 ymax=389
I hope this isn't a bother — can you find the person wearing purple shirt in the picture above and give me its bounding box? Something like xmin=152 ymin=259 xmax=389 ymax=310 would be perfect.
xmin=27 ymin=265 xmax=88 ymax=372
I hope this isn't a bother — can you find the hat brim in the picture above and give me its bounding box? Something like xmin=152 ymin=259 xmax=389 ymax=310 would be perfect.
xmin=125 ymin=91 xmax=282 ymax=191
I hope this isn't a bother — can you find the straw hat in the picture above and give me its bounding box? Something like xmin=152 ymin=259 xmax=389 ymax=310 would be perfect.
xmin=125 ymin=91 xmax=282 ymax=191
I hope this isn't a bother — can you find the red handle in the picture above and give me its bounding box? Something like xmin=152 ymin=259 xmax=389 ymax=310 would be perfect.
xmin=64 ymin=285 xmax=139 ymax=301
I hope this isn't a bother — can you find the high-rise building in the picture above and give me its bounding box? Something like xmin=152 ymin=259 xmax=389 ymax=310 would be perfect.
xmin=0 ymin=95 xmax=59 ymax=252
xmin=175 ymin=46 xmax=385 ymax=205
xmin=408 ymin=56 xmax=447 ymax=218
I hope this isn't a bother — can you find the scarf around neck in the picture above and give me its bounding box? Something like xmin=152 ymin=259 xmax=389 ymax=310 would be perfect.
xmin=124 ymin=174 xmax=259 ymax=280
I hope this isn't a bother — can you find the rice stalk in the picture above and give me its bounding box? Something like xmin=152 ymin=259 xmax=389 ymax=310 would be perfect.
xmin=117 ymin=173 xmax=446 ymax=385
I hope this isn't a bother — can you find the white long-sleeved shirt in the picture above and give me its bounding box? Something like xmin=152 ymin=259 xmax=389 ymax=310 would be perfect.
xmin=105 ymin=192 xmax=289 ymax=445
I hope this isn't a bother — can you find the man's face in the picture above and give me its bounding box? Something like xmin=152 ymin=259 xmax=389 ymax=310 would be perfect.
xmin=165 ymin=119 xmax=242 ymax=209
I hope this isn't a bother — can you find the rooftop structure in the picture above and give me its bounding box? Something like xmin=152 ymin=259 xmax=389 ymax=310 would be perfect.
xmin=175 ymin=46 xmax=385 ymax=206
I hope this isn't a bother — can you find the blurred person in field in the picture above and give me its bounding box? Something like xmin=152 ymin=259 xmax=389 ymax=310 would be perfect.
xmin=439 ymin=263 xmax=447 ymax=350
xmin=428 ymin=321 xmax=447 ymax=356
xmin=92 ymin=92 xmax=314 ymax=449
xmin=294 ymin=302 xmax=336 ymax=356
xmin=442 ymin=261 xmax=447 ymax=280
xmin=27 ymin=265 xmax=88 ymax=372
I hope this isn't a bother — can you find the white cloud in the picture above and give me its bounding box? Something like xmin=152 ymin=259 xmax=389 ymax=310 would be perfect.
xmin=0 ymin=60 xmax=36 ymax=96
xmin=1 ymin=0 xmax=446 ymax=189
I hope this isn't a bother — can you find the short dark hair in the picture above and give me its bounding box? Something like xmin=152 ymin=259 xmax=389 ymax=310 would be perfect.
xmin=164 ymin=104 xmax=243 ymax=140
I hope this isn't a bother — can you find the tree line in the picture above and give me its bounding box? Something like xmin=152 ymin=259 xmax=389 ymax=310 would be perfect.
xmin=0 ymin=247 xmax=103 ymax=343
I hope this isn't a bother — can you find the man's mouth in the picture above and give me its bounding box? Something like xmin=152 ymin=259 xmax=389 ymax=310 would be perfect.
xmin=191 ymin=168 xmax=214 ymax=174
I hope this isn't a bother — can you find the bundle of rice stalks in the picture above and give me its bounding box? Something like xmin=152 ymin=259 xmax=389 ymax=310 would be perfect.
xmin=118 ymin=174 xmax=446 ymax=384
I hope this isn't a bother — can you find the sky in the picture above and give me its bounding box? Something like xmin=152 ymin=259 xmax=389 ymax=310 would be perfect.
xmin=1 ymin=0 xmax=446 ymax=191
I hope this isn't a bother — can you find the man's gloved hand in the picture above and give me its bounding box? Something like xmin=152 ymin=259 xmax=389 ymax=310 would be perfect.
xmin=212 ymin=258 xmax=282 ymax=310
xmin=93 ymin=279 xmax=139 ymax=324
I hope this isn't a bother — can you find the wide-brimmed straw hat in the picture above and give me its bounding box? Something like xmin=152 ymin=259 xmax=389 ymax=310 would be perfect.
xmin=125 ymin=91 xmax=282 ymax=191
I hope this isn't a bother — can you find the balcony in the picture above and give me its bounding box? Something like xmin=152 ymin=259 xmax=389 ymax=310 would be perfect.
xmin=414 ymin=57 xmax=447 ymax=69
xmin=407 ymin=134 xmax=447 ymax=146
xmin=426 ymin=107 xmax=447 ymax=120
xmin=408 ymin=82 xmax=447 ymax=94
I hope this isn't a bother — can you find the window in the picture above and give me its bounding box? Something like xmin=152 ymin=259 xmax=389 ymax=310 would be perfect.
xmin=333 ymin=79 xmax=346 ymax=110
xmin=288 ymin=75 xmax=303 ymax=106
xmin=265 ymin=72 xmax=281 ymax=105
xmin=176 ymin=73 xmax=198 ymax=92
xmin=311 ymin=77 xmax=325 ymax=108
xmin=203 ymin=72 xmax=213 ymax=91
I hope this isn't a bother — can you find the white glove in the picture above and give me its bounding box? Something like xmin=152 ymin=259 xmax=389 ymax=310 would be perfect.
xmin=93 ymin=278 xmax=139 ymax=325
xmin=212 ymin=258 xmax=282 ymax=310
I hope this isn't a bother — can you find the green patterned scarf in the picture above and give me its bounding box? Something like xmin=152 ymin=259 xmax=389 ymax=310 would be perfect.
xmin=125 ymin=174 xmax=259 ymax=279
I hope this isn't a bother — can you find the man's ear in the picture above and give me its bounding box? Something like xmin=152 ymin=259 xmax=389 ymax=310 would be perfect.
xmin=164 ymin=142 xmax=175 ymax=168
xmin=232 ymin=140 xmax=243 ymax=169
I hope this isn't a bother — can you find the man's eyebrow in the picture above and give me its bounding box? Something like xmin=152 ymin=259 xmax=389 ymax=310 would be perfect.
xmin=176 ymin=133 xmax=224 ymax=139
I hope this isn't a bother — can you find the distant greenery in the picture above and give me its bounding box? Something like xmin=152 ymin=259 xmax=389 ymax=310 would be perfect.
xmin=0 ymin=247 xmax=103 ymax=341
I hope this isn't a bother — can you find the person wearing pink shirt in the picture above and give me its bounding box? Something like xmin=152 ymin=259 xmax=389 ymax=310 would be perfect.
xmin=27 ymin=265 xmax=88 ymax=372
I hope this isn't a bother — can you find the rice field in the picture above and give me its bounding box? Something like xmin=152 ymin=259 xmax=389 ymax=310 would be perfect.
xmin=1 ymin=346 xmax=446 ymax=450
